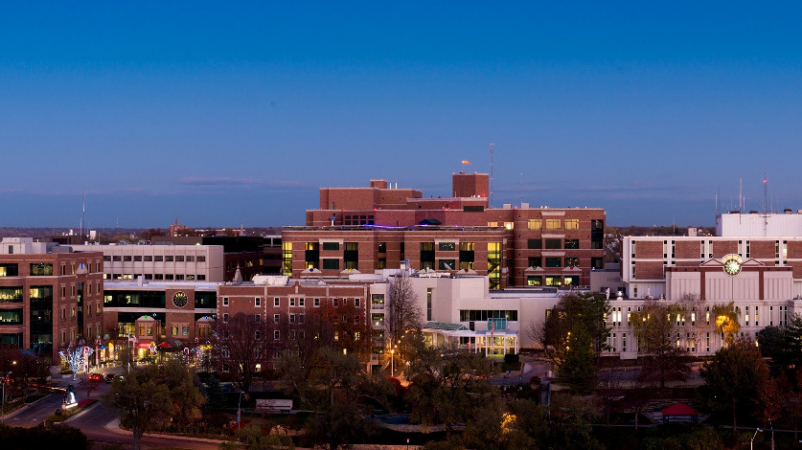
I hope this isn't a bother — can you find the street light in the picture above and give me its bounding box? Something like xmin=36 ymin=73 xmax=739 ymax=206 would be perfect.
xmin=390 ymin=349 xmax=395 ymax=377
xmin=751 ymin=428 xmax=762 ymax=450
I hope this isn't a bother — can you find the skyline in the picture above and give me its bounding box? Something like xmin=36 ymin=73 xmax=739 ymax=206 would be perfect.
xmin=3 ymin=2 xmax=802 ymax=228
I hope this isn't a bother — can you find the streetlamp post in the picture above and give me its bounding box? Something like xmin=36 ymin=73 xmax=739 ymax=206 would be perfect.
xmin=1 ymin=371 xmax=11 ymax=423
xmin=390 ymin=349 xmax=394 ymax=377
xmin=751 ymin=428 xmax=762 ymax=450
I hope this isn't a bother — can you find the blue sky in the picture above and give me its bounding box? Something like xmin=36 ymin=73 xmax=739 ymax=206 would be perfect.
xmin=2 ymin=2 xmax=802 ymax=228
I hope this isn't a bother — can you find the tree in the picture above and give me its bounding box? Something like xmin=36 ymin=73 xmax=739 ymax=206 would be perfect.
xmin=213 ymin=312 xmax=277 ymax=398
xmin=77 ymin=376 xmax=100 ymax=400
xmin=160 ymin=360 xmax=206 ymax=426
xmin=700 ymin=337 xmax=772 ymax=431
xmin=530 ymin=292 xmax=611 ymax=362
xmin=530 ymin=293 xmax=610 ymax=393
xmin=630 ymin=301 xmax=691 ymax=388
xmin=387 ymin=274 xmax=423 ymax=354
xmin=765 ymin=314 xmax=802 ymax=371
xmin=107 ymin=365 xmax=174 ymax=450
xmin=406 ymin=341 xmax=495 ymax=440
xmin=712 ymin=302 xmax=740 ymax=345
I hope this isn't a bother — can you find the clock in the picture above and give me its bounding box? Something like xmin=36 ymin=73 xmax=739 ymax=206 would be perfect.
xmin=722 ymin=255 xmax=743 ymax=276
xmin=173 ymin=291 xmax=188 ymax=308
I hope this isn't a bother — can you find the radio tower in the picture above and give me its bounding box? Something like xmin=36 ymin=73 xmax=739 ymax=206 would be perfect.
xmin=489 ymin=143 xmax=495 ymax=208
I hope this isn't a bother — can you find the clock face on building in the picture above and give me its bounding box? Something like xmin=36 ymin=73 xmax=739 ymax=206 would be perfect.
xmin=173 ymin=291 xmax=188 ymax=308
xmin=722 ymin=255 xmax=743 ymax=276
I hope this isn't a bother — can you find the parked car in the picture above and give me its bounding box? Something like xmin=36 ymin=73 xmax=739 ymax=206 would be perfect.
xmin=88 ymin=373 xmax=103 ymax=382
xmin=104 ymin=373 xmax=115 ymax=383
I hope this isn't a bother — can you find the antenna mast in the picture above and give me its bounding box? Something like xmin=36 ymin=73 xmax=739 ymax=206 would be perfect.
xmin=80 ymin=193 xmax=86 ymax=239
xmin=489 ymin=143 xmax=495 ymax=208
xmin=763 ymin=170 xmax=768 ymax=215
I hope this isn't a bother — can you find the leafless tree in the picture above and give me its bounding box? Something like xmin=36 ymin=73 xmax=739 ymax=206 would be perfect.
xmin=213 ymin=312 xmax=277 ymax=398
xmin=387 ymin=274 xmax=422 ymax=354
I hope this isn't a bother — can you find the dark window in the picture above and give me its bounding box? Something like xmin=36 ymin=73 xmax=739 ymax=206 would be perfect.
xmin=154 ymin=256 xmax=163 ymax=262
xmin=527 ymin=257 xmax=542 ymax=268
xmin=591 ymin=257 xmax=604 ymax=270
xmin=544 ymin=239 xmax=561 ymax=250
xmin=197 ymin=256 xmax=206 ymax=262
xmin=378 ymin=242 xmax=387 ymax=253
xmin=165 ymin=256 xmax=174 ymax=262
xmin=323 ymin=259 xmax=339 ymax=270
xmin=102 ymin=256 xmax=111 ymax=262
xmin=322 ymin=242 xmax=339 ymax=251
xmin=463 ymin=205 xmax=484 ymax=212
xmin=176 ymin=255 xmax=185 ymax=262
xmin=564 ymin=239 xmax=579 ymax=249
xmin=527 ymin=239 xmax=542 ymax=250
xmin=112 ymin=256 xmax=122 ymax=262
xmin=133 ymin=256 xmax=142 ymax=262
xmin=591 ymin=240 xmax=604 ymax=250
xmin=438 ymin=242 xmax=456 ymax=251
xmin=439 ymin=260 xmax=456 ymax=270
xmin=545 ymin=257 xmax=562 ymax=268
xmin=144 ymin=256 xmax=153 ymax=262
xmin=123 ymin=255 xmax=132 ymax=262
xmin=186 ymin=256 xmax=194 ymax=262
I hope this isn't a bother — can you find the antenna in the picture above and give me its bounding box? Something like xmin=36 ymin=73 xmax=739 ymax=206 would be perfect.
xmin=739 ymin=178 xmax=743 ymax=212
xmin=489 ymin=143 xmax=495 ymax=208
xmin=763 ymin=170 xmax=768 ymax=215
xmin=80 ymin=193 xmax=86 ymax=239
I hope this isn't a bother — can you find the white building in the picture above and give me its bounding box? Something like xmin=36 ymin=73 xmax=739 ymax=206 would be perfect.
xmin=71 ymin=243 xmax=225 ymax=282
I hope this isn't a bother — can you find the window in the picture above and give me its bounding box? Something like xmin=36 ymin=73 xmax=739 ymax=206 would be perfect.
xmin=102 ymin=256 xmax=111 ymax=262
xmin=123 ymin=255 xmax=132 ymax=262
xmin=274 ymin=314 xmax=280 ymax=323
xmin=176 ymin=255 xmax=184 ymax=262
xmin=564 ymin=219 xmax=579 ymax=230
xmin=333 ymin=298 xmax=339 ymax=307
xmin=439 ymin=260 xmax=456 ymax=270
xmin=355 ymin=298 xmax=360 ymax=308
xmin=591 ymin=257 xmax=604 ymax=270
xmin=545 ymin=276 xmax=561 ymax=286
xmin=290 ymin=314 xmax=295 ymax=323
xmin=186 ymin=256 xmax=194 ymax=262
xmin=112 ymin=256 xmax=122 ymax=262
xmin=528 ymin=257 xmax=542 ymax=268
xmin=154 ymin=256 xmax=163 ymax=262
xmin=378 ymin=242 xmax=386 ymax=253
xmin=527 ymin=239 xmax=542 ymax=250
xmin=255 ymin=314 xmax=261 ymax=323
xmin=564 ymin=239 xmax=579 ymax=249
xmin=197 ymin=256 xmax=206 ymax=262
xmin=527 ymin=276 xmax=543 ymax=286
xmin=322 ymin=242 xmax=340 ymax=251
xmin=255 ymin=297 xmax=261 ymax=307
xmin=545 ymin=239 xmax=561 ymax=250
xmin=565 ymin=257 xmax=580 ymax=267
xmin=314 ymin=298 xmax=320 ymax=307
xmin=30 ymin=263 xmax=54 ymax=276
xmin=144 ymin=255 xmax=153 ymax=262
xmin=255 ymin=330 xmax=261 ymax=340
xmin=274 ymin=297 xmax=280 ymax=307
xmin=165 ymin=256 xmax=174 ymax=262
xmin=222 ymin=313 xmax=229 ymax=323
xmin=527 ymin=219 xmax=542 ymax=230
xmin=290 ymin=298 xmax=296 ymax=307
xmin=438 ymin=242 xmax=456 ymax=251
xmin=545 ymin=219 xmax=561 ymax=230
xmin=545 ymin=257 xmax=562 ymax=268
xmin=274 ymin=330 xmax=280 ymax=341
xmin=323 ymin=259 xmax=339 ymax=270
xmin=299 ymin=298 xmax=305 ymax=307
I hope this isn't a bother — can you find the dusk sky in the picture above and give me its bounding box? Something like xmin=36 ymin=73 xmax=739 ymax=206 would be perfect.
xmin=3 ymin=2 xmax=802 ymax=228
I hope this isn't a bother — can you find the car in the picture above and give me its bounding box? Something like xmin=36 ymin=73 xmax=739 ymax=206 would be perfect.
xmin=88 ymin=373 xmax=103 ymax=382
xmin=104 ymin=373 xmax=116 ymax=383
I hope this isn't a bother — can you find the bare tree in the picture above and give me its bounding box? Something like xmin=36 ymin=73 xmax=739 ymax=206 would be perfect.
xmin=630 ymin=300 xmax=691 ymax=388
xmin=213 ymin=312 xmax=277 ymax=398
xmin=387 ymin=274 xmax=422 ymax=353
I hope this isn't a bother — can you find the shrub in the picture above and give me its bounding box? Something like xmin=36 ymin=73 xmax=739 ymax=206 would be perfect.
xmin=504 ymin=353 xmax=519 ymax=365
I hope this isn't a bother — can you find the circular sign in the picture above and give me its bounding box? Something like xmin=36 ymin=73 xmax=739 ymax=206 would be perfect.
xmin=173 ymin=291 xmax=189 ymax=307
xmin=722 ymin=254 xmax=743 ymax=276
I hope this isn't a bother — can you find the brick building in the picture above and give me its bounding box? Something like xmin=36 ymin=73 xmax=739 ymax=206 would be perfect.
xmin=0 ymin=237 xmax=104 ymax=361
xmin=283 ymin=173 xmax=606 ymax=289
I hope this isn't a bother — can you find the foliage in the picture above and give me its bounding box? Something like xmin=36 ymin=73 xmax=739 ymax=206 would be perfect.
xmin=0 ymin=423 xmax=88 ymax=450
xmin=107 ymin=362 xmax=204 ymax=450
xmin=700 ymin=337 xmax=774 ymax=431
xmin=640 ymin=425 xmax=724 ymax=450
xmin=630 ymin=300 xmax=692 ymax=388
xmin=406 ymin=340 xmax=495 ymax=440
xmin=503 ymin=353 xmax=519 ymax=365
xmin=203 ymin=373 xmax=228 ymax=413
xmin=77 ymin=376 xmax=101 ymax=400
xmin=218 ymin=425 xmax=295 ymax=450
xmin=711 ymin=302 xmax=740 ymax=344
xmin=530 ymin=292 xmax=610 ymax=393
xmin=763 ymin=314 xmax=802 ymax=371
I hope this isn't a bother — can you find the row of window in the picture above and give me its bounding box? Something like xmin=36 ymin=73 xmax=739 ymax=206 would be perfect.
xmin=0 ymin=262 xmax=100 ymax=277
xmin=526 ymin=275 xmax=580 ymax=286
xmin=104 ymin=274 xmax=207 ymax=281
xmin=459 ymin=310 xmax=519 ymax=322
xmin=104 ymin=255 xmax=207 ymax=262
xmin=221 ymin=297 xmax=362 ymax=308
